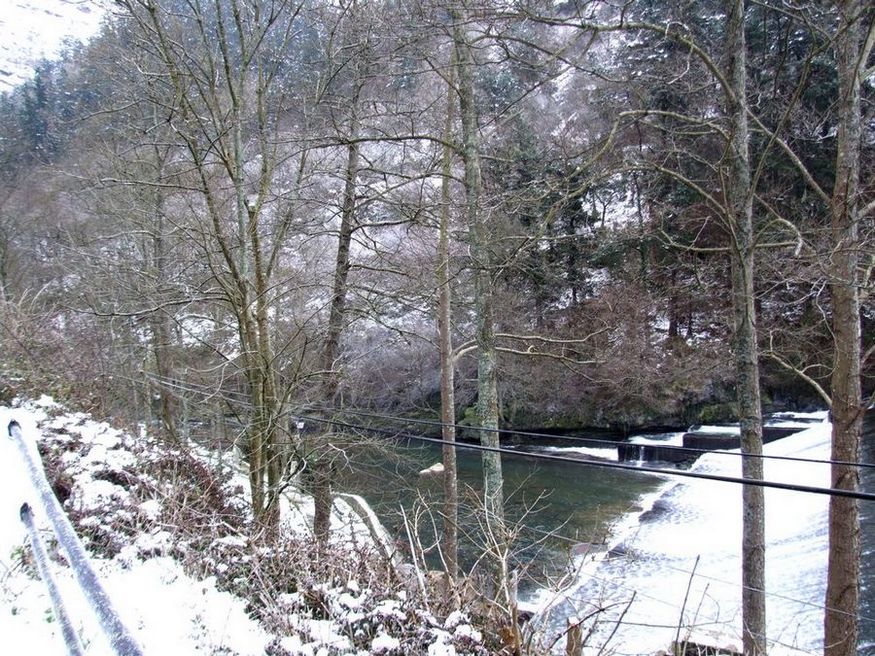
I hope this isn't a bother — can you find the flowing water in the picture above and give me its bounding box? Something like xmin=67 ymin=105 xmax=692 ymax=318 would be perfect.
xmin=339 ymin=434 xmax=664 ymax=584
xmin=530 ymin=414 xmax=875 ymax=655
xmin=341 ymin=415 xmax=875 ymax=654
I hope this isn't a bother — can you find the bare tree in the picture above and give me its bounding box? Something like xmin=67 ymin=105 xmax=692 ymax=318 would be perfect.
xmin=114 ymin=0 xmax=312 ymax=530
xmin=437 ymin=54 xmax=460 ymax=585
xmin=450 ymin=6 xmax=506 ymax=543
xmin=823 ymin=2 xmax=873 ymax=653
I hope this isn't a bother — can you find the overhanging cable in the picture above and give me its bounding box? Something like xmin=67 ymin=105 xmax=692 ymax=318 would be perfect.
xmin=294 ymin=414 xmax=875 ymax=501
xmin=305 ymin=404 xmax=875 ymax=471
xmin=139 ymin=371 xmax=875 ymax=470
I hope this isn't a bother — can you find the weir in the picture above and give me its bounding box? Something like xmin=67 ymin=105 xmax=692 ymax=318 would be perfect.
xmin=533 ymin=412 xmax=855 ymax=654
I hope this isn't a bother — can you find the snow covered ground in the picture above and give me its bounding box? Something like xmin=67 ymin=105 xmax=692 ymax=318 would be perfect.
xmin=0 ymin=397 xmax=486 ymax=655
xmin=530 ymin=412 xmax=833 ymax=655
xmin=0 ymin=398 xmax=272 ymax=654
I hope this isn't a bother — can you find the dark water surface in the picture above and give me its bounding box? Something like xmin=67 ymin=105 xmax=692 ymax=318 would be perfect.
xmin=338 ymin=437 xmax=663 ymax=586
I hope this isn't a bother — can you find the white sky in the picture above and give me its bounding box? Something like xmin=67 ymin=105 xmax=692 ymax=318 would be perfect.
xmin=0 ymin=0 xmax=106 ymax=89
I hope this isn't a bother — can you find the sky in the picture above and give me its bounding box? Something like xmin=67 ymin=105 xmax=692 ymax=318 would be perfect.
xmin=0 ymin=0 xmax=106 ymax=90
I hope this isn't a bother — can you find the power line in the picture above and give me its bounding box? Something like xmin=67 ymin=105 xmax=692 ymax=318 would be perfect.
xmin=299 ymin=415 xmax=875 ymax=625
xmin=304 ymin=404 xmax=875 ymax=471
xmin=331 ymin=433 xmax=875 ymax=630
xmin=119 ymin=371 xmax=875 ymax=498
xmin=343 ymin=442 xmax=875 ymax=639
xmin=141 ymin=371 xmax=875 ymax=472
xmin=294 ymin=414 xmax=875 ymax=502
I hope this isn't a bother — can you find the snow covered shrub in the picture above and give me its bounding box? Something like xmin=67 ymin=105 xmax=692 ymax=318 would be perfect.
xmin=37 ymin=416 xmax=148 ymax=557
xmin=264 ymin=565 xmax=488 ymax=656
xmin=15 ymin=398 xmax=492 ymax=655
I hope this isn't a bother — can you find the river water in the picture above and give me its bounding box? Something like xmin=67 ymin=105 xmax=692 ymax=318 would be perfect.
xmin=339 ymin=433 xmax=664 ymax=583
xmin=341 ymin=414 xmax=875 ymax=654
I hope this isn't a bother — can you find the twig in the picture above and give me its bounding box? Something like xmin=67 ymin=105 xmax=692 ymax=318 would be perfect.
xmin=674 ymin=555 xmax=700 ymax=653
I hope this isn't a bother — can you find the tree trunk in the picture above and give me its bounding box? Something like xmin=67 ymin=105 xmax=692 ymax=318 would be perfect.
xmin=252 ymin=202 xmax=282 ymax=528
xmin=313 ymin=87 xmax=361 ymax=545
xmin=453 ymin=14 xmax=505 ymax=534
xmin=438 ymin=56 xmax=459 ymax=585
xmin=725 ymin=1 xmax=767 ymax=653
xmin=321 ymin=102 xmax=360 ymax=406
xmin=148 ymin=209 xmax=177 ymax=443
xmin=149 ymin=312 xmax=177 ymax=443
xmin=312 ymin=464 xmax=333 ymax=552
xmin=824 ymin=2 xmax=866 ymax=653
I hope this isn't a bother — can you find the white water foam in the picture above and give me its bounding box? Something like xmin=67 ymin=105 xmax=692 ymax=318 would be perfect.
xmin=528 ymin=413 xmax=834 ymax=655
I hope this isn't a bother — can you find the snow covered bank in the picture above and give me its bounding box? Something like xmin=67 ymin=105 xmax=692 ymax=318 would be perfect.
xmin=0 ymin=397 xmax=487 ymax=655
xmin=0 ymin=398 xmax=271 ymax=655
xmin=532 ymin=413 xmax=833 ymax=655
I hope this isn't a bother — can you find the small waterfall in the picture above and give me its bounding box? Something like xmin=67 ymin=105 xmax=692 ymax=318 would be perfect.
xmin=634 ymin=445 xmax=645 ymax=467
xmin=534 ymin=417 xmax=833 ymax=654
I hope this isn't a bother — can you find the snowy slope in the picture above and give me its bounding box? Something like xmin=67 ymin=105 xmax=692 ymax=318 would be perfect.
xmin=0 ymin=397 xmax=486 ymax=655
xmin=0 ymin=398 xmax=271 ymax=654
xmin=0 ymin=0 xmax=106 ymax=90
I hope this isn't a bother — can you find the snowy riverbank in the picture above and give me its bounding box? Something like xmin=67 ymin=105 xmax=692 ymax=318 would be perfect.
xmin=0 ymin=397 xmax=486 ymax=655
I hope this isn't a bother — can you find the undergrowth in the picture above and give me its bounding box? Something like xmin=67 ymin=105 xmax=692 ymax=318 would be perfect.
xmin=30 ymin=401 xmax=492 ymax=655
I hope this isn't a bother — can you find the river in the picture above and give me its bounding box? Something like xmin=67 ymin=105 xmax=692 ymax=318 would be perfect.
xmin=337 ymin=431 xmax=665 ymax=585
xmin=339 ymin=413 xmax=875 ymax=654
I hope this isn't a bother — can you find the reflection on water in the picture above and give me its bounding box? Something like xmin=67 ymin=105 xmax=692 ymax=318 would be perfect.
xmin=337 ymin=437 xmax=663 ymax=587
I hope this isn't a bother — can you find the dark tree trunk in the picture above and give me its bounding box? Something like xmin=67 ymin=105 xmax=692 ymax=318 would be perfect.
xmin=453 ymin=11 xmax=504 ymax=534
xmin=438 ymin=57 xmax=459 ymax=584
xmin=824 ymin=2 xmax=866 ymax=653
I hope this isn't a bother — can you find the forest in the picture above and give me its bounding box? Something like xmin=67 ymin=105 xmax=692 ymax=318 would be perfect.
xmin=0 ymin=0 xmax=872 ymax=654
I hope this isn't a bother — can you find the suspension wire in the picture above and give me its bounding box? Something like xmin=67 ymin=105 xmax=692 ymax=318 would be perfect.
xmin=320 ymin=420 xmax=875 ymax=630
xmin=304 ymin=404 xmax=875 ymax=471
xmin=128 ymin=373 xmax=875 ymax=617
xmin=356 ymin=438 xmax=873 ymax=631
xmin=139 ymin=371 xmax=875 ymax=472
xmin=299 ymin=415 xmax=875 ymax=628
xmin=293 ymin=414 xmax=875 ymax=501
xmin=113 ymin=373 xmax=875 ymax=641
